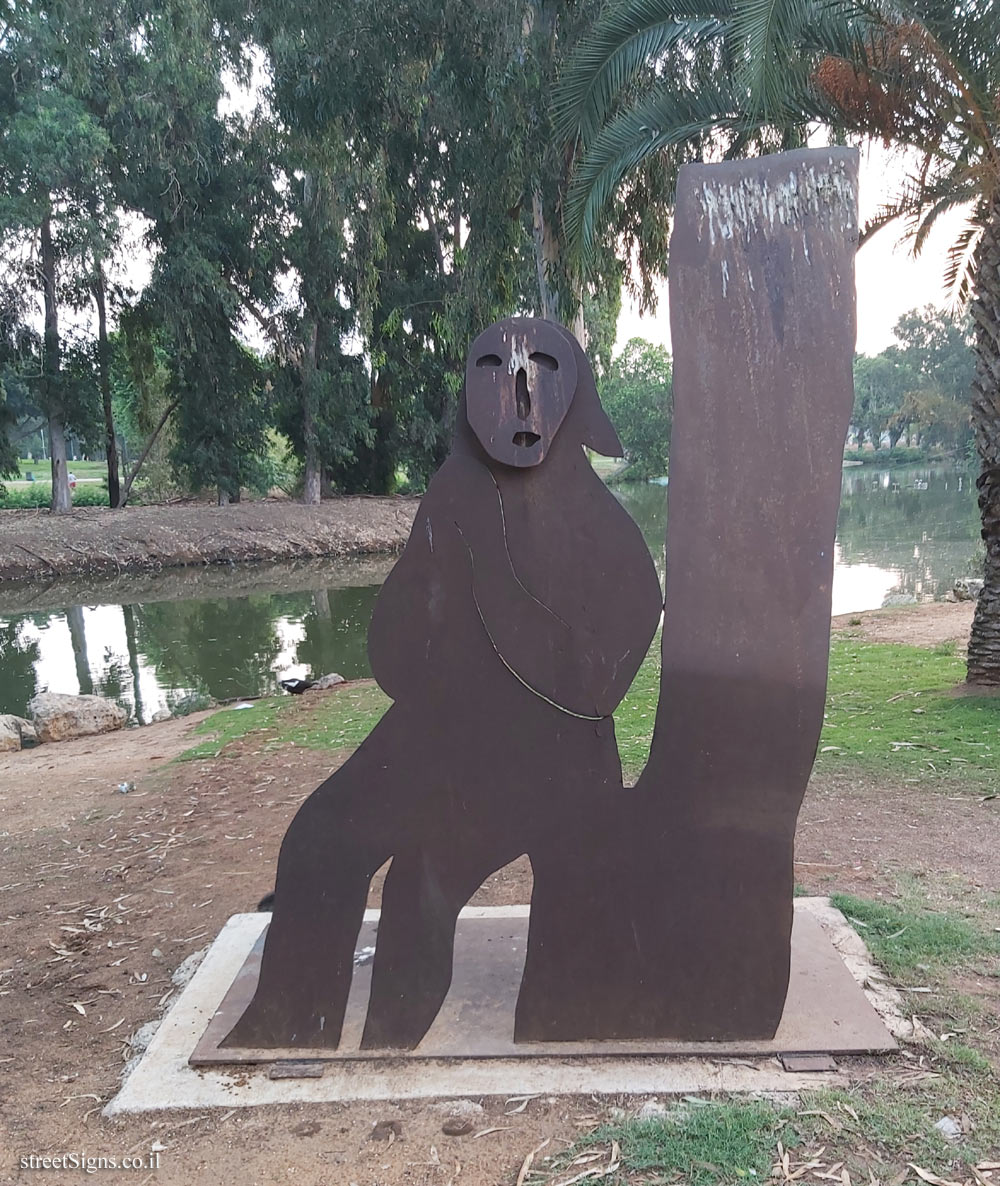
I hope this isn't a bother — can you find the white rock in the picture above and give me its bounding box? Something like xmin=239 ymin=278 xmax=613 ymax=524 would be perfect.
xmin=636 ymin=1099 xmax=669 ymax=1120
xmin=29 ymin=693 xmax=127 ymax=743
xmin=953 ymin=578 xmax=984 ymax=601
xmin=429 ymin=1100 xmax=484 ymax=1119
xmin=0 ymin=715 xmax=39 ymax=752
xmin=150 ymin=709 xmax=172 ymax=723
xmin=171 ymin=946 xmax=208 ymax=990
xmin=312 ymin=672 xmax=346 ymax=690
xmin=933 ymin=1116 xmax=962 ymax=1141
xmin=0 ymin=716 xmax=23 ymax=753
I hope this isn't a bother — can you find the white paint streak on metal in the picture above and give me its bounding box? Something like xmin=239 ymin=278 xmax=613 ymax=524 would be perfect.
xmin=697 ymin=159 xmax=858 ymax=254
xmin=508 ymin=334 xmax=530 ymax=375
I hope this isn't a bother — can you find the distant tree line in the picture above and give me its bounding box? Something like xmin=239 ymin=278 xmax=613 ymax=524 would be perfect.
xmin=0 ymin=0 xmax=684 ymax=511
xmin=851 ymin=308 xmax=975 ymax=458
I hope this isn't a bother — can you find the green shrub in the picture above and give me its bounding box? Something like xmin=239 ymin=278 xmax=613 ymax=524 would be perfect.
xmin=842 ymin=445 xmax=941 ymax=465
xmin=0 ymin=482 xmax=111 ymax=509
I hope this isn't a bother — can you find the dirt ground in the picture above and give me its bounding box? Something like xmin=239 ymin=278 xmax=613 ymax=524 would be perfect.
xmin=1 ymin=604 xmax=998 ymax=1185
xmin=831 ymin=600 xmax=977 ymax=648
xmin=0 ymin=498 xmax=417 ymax=584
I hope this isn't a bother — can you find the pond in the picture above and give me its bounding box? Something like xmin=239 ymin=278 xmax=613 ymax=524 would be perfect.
xmin=0 ymin=465 xmax=981 ymax=722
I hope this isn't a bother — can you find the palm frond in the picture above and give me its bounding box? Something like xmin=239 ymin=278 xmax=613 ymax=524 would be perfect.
xmin=942 ymin=220 xmax=980 ymax=308
xmin=553 ymin=0 xmax=728 ymax=146
xmin=563 ymin=73 xmax=819 ymax=256
xmin=730 ymin=0 xmax=816 ymax=119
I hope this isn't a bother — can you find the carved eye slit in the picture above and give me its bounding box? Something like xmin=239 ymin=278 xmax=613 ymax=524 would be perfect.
xmin=476 ymin=354 xmax=503 ymax=368
xmin=529 ymin=351 xmax=558 ymax=371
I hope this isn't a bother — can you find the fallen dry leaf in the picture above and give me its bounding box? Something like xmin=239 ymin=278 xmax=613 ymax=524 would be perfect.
xmin=908 ymin=1165 xmax=962 ymax=1186
xmin=516 ymin=1137 xmax=550 ymax=1186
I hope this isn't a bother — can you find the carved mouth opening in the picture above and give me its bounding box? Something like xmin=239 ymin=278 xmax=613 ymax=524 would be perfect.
xmin=512 ymin=431 xmax=541 ymax=448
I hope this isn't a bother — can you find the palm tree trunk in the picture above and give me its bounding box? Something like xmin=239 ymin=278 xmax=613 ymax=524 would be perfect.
xmin=967 ymin=200 xmax=1000 ymax=685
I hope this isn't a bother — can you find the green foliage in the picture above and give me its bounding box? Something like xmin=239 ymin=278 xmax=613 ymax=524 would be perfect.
xmin=852 ymin=307 xmax=974 ymax=454
xmin=179 ymin=634 xmax=1000 ymax=794
xmin=843 ymin=446 xmax=932 ymax=465
xmin=817 ymin=640 xmax=998 ymax=790
xmin=181 ymin=683 xmax=390 ymax=760
xmin=830 ymin=893 xmax=1000 ymax=979
xmin=803 ymin=1079 xmax=1000 ymax=1172
xmin=565 ymin=1101 xmax=796 ymax=1185
xmin=599 ymin=337 xmax=672 ymax=480
xmin=0 ymin=483 xmax=110 ymax=509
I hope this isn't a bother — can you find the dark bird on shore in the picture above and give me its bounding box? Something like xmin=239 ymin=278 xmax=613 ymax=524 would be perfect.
xmin=257 ymin=892 xmax=275 ymax=911
xmin=279 ymin=678 xmax=315 ymax=695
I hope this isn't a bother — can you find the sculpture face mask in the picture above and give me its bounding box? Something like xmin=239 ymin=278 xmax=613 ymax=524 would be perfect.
xmin=464 ymin=317 xmax=578 ymax=467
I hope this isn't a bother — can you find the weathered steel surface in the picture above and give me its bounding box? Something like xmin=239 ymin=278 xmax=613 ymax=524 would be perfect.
xmin=221 ymin=318 xmax=663 ymax=1051
xmin=194 ymin=909 xmax=895 ymax=1064
xmin=516 ymin=147 xmax=859 ymax=1041
xmin=220 ymin=148 xmax=857 ymax=1053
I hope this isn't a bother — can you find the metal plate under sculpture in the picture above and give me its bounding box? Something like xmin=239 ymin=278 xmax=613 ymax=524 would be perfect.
xmin=222 ymin=317 xmax=664 ymax=1051
xmin=220 ymin=146 xmax=858 ymax=1052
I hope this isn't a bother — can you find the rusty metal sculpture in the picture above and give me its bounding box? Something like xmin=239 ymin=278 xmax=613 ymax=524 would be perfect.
xmin=223 ymin=146 xmax=858 ymax=1052
xmin=517 ymin=147 xmax=859 ymax=1041
xmin=223 ymin=317 xmax=663 ymax=1051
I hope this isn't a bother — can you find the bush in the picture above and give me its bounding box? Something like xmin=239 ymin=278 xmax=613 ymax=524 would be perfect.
xmin=0 ymin=482 xmax=111 ymax=509
xmin=600 ymin=338 xmax=672 ymax=481
xmin=843 ymin=445 xmax=933 ymax=465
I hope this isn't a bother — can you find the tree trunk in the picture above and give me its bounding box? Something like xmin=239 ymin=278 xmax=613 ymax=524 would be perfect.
xmin=531 ymin=191 xmax=586 ymax=341
xmin=94 ymin=263 xmax=121 ymax=508
xmin=967 ymin=200 xmax=1000 ymax=684
xmin=302 ymin=321 xmax=321 ymax=505
xmin=40 ymin=211 xmax=71 ymax=514
xmin=122 ymin=604 xmax=145 ymax=723
xmin=66 ymin=605 xmax=94 ymax=696
xmin=531 ymin=191 xmax=562 ymax=323
xmin=119 ymin=398 xmax=178 ymax=506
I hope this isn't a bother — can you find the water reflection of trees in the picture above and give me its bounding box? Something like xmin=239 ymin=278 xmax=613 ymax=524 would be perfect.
xmin=275 ymin=586 xmax=379 ymax=681
xmin=0 ymin=620 xmax=41 ymax=716
xmin=837 ymin=468 xmax=980 ymax=598
xmin=612 ymin=483 xmax=667 ymax=587
xmin=132 ymin=596 xmax=285 ymax=704
xmin=3 ymin=468 xmax=976 ymax=722
xmin=613 ymin=466 xmax=980 ymax=604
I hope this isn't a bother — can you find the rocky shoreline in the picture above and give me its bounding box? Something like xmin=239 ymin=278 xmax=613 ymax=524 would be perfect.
xmin=0 ymin=496 xmax=419 ymax=584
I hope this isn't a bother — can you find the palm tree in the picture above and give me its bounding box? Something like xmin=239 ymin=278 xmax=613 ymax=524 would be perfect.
xmin=556 ymin=0 xmax=1000 ymax=684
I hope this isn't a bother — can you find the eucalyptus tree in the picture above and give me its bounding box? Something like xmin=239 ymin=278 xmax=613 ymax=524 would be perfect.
xmin=557 ymin=0 xmax=1000 ymax=684
xmin=247 ymin=0 xmax=677 ymax=494
xmin=103 ymin=0 xmax=278 ymax=504
xmin=0 ymin=0 xmax=117 ymax=510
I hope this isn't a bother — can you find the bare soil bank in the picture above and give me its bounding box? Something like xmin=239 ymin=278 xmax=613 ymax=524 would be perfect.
xmin=0 ymin=497 xmax=419 ymax=584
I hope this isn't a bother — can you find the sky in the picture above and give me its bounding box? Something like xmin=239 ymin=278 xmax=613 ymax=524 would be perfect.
xmin=616 ymin=141 xmax=971 ymax=358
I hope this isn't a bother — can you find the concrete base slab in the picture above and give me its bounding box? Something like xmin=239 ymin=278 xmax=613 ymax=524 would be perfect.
xmin=105 ymin=899 xmax=894 ymax=1114
xmin=193 ymin=906 xmax=896 ymax=1064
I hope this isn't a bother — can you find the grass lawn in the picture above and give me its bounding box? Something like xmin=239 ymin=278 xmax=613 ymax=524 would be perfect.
xmin=15 ymin=457 xmax=107 ymax=479
xmin=185 ymin=636 xmax=1000 ymax=794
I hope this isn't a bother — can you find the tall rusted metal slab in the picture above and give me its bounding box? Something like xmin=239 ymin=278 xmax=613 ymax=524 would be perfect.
xmin=516 ymin=147 xmax=858 ymax=1041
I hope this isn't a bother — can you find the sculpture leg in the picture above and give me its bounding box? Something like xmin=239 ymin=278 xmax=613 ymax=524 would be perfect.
xmin=222 ymin=759 xmax=397 ymax=1050
xmin=361 ymin=836 xmax=522 ymax=1050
